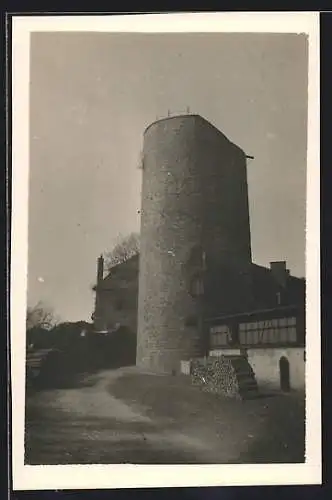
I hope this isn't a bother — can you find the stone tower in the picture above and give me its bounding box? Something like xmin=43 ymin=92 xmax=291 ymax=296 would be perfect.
xmin=136 ymin=115 xmax=252 ymax=373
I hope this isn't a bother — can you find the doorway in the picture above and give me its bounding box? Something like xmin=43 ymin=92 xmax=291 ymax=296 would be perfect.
xmin=279 ymin=356 xmax=291 ymax=392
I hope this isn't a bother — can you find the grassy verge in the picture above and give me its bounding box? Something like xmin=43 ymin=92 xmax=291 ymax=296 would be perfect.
xmin=109 ymin=371 xmax=305 ymax=463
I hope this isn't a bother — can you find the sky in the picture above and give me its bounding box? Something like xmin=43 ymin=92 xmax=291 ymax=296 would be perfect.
xmin=28 ymin=32 xmax=308 ymax=322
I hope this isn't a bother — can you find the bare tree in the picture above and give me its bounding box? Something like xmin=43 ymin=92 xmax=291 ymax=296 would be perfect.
xmin=26 ymin=301 xmax=59 ymax=331
xmin=104 ymin=232 xmax=140 ymax=270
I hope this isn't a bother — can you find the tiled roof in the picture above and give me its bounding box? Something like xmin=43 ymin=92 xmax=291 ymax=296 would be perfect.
xmin=96 ymin=254 xmax=139 ymax=291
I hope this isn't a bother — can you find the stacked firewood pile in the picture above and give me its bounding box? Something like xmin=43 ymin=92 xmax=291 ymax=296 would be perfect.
xmin=191 ymin=355 xmax=259 ymax=400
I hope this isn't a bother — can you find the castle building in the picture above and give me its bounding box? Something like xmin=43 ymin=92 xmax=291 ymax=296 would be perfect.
xmin=92 ymin=114 xmax=306 ymax=391
xmin=92 ymin=254 xmax=138 ymax=336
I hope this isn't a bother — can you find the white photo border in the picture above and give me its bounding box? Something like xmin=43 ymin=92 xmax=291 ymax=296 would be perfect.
xmin=10 ymin=11 xmax=321 ymax=491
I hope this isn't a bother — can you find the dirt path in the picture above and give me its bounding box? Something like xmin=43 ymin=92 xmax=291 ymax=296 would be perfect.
xmin=25 ymin=368 xmax=305 ymax=465
xmin=44 ymin=369 xmax=152 ymax=423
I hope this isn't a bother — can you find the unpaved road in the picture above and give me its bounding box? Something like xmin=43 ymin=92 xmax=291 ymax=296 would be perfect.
xmin=25 ymin=367 xmax=305 ymax=464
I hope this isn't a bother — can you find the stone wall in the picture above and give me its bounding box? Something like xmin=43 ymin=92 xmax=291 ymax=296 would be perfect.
xmin=247 ymin=347 xmax=305 ymax=390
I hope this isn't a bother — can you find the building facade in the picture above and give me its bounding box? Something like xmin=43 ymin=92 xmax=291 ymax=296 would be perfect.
xmin=92 ymin=254 xmax=305 ymax=389
xmin=207 ymin=303 xmax=305 ymax=390
xmin=92 ymin=113 xmax=306 ymax=390
xmin=92 ymin=254 xmax=139 ymax=336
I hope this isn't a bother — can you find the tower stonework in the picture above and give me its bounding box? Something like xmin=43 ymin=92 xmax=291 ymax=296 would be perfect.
xmin=136 ymin=115 xmax=252 ymax=373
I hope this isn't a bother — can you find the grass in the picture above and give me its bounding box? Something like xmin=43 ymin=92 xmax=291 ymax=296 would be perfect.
xmin=109 ymin=371 xmax=306 ymax=463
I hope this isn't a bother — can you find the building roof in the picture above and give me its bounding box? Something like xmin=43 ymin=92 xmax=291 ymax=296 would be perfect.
xmin=94 ymin=254 xmax=139 ymax=292
xmin=251 ymin=263 xmax=305 ymax=305
xmin=93 ymin=253 xmax=305 ymax=318
xmin=204 ymin=261 xmax=304 ymax=317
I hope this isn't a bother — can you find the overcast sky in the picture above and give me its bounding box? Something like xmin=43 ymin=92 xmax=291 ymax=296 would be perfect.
xmin=28 ymin=32 xmax=308 ymax=322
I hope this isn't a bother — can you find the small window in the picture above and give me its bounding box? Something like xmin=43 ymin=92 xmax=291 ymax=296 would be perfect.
xmin=274 ymin=329 xmax=281 ymax=343
xmin=189 ymin=275 xmax=204 ymax=297
xmin=259 ymin=329 xmax=266 ymax=344
xmin=272 ymin=329 xmax=278 ymax=343
xmin=115 ymin=298 xmax=124 ymax=311
xmin=185 ymin=315 xmax=198 ymax=327
xmin=252 ymin=329 xmax=259 ymax=344
xmin=239 ymin=331 xmax=246 ymax=344
xmin=287 ymin=316 xmax=297 ymax=326
xmin=289 ymin=327 xmax=297 ymax=342
xmin=219 ymin=333 xmax=226 ymax=345
xmin=280 ymin=327 xmax=287 ymax=343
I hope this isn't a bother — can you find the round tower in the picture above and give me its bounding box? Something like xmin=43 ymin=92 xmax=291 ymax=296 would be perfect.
xmin=136 ymin=114 xmax=252 ymax=373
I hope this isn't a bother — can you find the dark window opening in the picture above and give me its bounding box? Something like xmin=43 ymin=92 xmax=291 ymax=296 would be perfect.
xmin=189 ymin=274 xmax=204 ymax=297
xmin=185 ymin=315 xmax=198 ymax=327
xmin=115 ymin=298 xmax=124 ymax=311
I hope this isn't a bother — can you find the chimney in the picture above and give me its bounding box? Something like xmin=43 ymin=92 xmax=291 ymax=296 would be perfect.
xmin=97 ymin=254 xmax=104 ymax=284
xmin=270 ymin=261 xmax=289 ymax=288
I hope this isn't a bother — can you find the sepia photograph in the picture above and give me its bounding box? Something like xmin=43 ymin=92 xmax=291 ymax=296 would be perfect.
xmin=10 ymin=12 xmax=321 ymax=490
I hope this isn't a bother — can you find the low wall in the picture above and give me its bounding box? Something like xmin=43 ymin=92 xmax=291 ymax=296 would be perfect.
xmin=210 ymin=346 xmax=305 ymax=391
xmin=247 ymin=347 xmax=305 ymax=391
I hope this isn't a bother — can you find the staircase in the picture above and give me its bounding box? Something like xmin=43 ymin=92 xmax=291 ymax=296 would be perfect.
xmin=225 ymin=355 xmax=259 ymax=399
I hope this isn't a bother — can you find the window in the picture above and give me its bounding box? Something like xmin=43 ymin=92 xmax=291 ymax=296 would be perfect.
xmin=210 ymin=324 xmax=231 ymax=346
xmin=185 ymin=315 xmax=198 ymax=327
xmin=211 ymin=315 xmax=298 ymax=347
xmin=115 ymin=298 xmax=124 ymax=311
xmin=239 ymin=330 xmax=246 ymax=344
xmin=239 ymin=316 xmax=297 ymax=345
xmin=190 ymin=275 xmax=204 ymax=297
xmin=288 ymin=327 xmax=297 ymax=342
xmin=280 ymin=327 xmax=288 ymax=343
xmin=187 ymin=246 xmax=205 ymax=271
